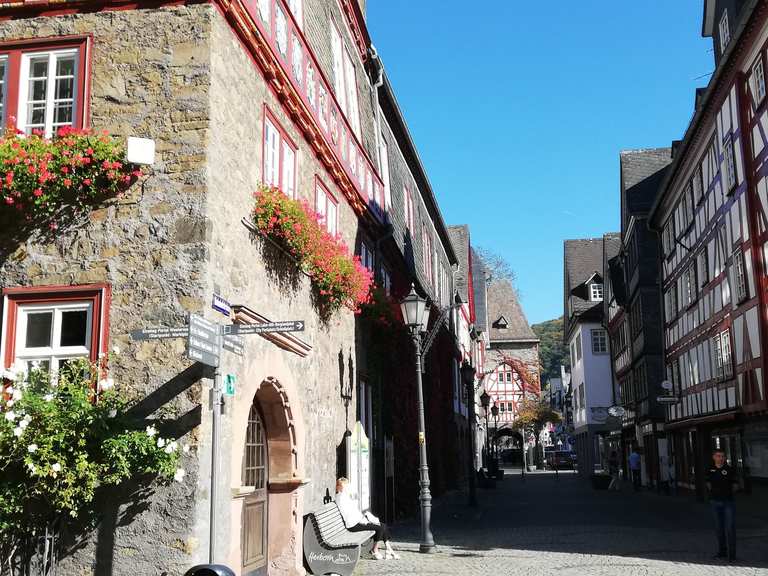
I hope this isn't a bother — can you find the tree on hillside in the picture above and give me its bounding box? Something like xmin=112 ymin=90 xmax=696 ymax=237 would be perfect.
xmin=532 ymin=316 xmax=570 ymax=382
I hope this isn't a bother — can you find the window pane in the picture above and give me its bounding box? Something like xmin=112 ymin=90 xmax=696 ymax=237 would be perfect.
xmin=53 ymin=103 xmax=73 ymax=125
xmin=26 ymin=312 xmax=53 ymax=348
xmin=27 ymin=105 xmax=46 ymax=129
xmin=55 ymin=76 xmax=74 ymax=100
xmin=275 ymin=6 xmax=287 ymax=58
xmin=60 ymin=310 xmax=88 ymax=347
xmin=282 ymin=143 xmax=295 ymax=197
xmin=56 ymin=56 xmax=75 ymax=77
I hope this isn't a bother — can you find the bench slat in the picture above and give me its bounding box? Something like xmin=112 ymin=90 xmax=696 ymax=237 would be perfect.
xmin=307 ymin=502 xmax=376 ymax=551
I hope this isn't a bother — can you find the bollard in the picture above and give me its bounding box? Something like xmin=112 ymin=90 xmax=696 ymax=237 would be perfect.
xmin=184 ymin=564 xmax=236 ymax=576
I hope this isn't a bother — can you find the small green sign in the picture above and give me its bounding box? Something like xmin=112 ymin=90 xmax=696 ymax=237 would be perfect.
xmin=225 ymin=374 xmax=236 ymax=396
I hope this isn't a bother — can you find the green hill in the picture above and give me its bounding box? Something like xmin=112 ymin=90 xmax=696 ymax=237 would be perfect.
xmin=532 ymin=316 xmax=570 ymax=383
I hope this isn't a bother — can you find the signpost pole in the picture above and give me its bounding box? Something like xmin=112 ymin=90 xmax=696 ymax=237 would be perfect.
xmin=209 ymin=332 xmax=223 ymax=564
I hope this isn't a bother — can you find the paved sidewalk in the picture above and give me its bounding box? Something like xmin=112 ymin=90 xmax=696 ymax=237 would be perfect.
xmin=353 ymin=468 xmax=768 ymax=576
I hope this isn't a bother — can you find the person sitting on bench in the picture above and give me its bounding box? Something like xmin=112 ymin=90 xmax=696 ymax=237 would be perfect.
xmin=335 ymin=477 xmax=399 ymax=560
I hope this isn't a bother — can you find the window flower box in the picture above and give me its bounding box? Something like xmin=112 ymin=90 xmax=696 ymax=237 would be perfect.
xmin=251 ymin=185 xmax=372 ymax=314
xmin=0 ymin=125 xmax=141 ymax=230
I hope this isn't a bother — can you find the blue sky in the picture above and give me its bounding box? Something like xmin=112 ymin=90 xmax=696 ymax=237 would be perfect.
xmin=368 ymin=1 xmax=713 ymax=324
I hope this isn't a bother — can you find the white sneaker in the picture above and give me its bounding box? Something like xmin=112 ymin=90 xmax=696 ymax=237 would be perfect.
xmin=372 ymin=550 xmax=384 ymax=560
xmin=385 ymin=550 xmax=401 ymax=560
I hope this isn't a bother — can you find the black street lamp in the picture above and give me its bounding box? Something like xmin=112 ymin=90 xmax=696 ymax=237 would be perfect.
xmin=479 ymin=389 xmax=490 ymax=469
xmin=400 ymin=285 xmax=435 ymax=554
xmin=460 ymin=361 xmax=477 ymax=507
xmin=491 ymin=402 xmax=499 ymax=470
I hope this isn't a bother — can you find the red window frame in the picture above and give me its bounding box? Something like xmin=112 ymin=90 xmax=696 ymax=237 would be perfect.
xmin=404 ymin=185 xmax=413 ymax=231
xmin=422 ymin=221 xmax=433 ymax=286
xmin=262 ymin=105 xmax=298 ymax=197
xmin=314 ymin=176 xmax=338 ymax=234
xmin=1 ymin=284 xmax=110 ymax=369
xmin=0 ymin=35 xmax=90 ymax=134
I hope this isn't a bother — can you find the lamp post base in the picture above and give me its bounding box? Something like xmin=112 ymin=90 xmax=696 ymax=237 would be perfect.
xmin=419 ymin=543 xmax=437 ymax=554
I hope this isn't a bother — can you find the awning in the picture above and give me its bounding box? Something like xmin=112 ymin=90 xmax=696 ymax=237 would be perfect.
xmin=664 ymin=411 xmax=739 ymax=431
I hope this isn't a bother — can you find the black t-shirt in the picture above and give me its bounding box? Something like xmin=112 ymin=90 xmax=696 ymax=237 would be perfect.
xmin=708 ymin=464 xmax=738 ymax=500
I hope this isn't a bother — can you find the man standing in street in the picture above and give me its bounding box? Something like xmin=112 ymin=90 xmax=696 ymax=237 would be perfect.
xmin=629 ymin=446 xmax=642 ymax=491
xmin=707 ymin=449 xmax=739 ymax=562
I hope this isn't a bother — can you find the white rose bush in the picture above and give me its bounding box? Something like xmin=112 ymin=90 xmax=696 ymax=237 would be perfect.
xmin=0 ymin=357 xmax=183 ymax=571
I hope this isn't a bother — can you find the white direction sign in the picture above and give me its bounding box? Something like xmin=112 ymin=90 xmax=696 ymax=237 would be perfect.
xmin=224 ymin=321 xmax=305 ymax=335
xmin=187 ymin=314 xmax=221 ymax=367
xmin=130 ymin=326 xmax=188 ymax=341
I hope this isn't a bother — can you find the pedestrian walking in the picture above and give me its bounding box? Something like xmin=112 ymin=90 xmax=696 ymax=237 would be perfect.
xmin=707 ymin=449 xmax=739 ymax=563
xmin=629 ymin=446 xmax=642 ymax=491
xmin=608 ymin=450 xmax=620 ymax=490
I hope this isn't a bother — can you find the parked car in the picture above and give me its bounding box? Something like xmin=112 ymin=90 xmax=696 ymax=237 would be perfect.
xmin=546 ymin=450 xmax=575 ymax=470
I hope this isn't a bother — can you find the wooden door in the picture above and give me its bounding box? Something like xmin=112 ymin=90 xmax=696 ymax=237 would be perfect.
xmin=242 ymin=402 xmax=268 ymax=576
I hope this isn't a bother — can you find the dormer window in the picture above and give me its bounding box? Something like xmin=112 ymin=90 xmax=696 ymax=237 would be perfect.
xmin=590 ymin=283 xmax=604 ymax=301
xmin=493 ymin=316 xmax=508 ymax=329
xmin=719 ymin=9 xmax=730 ymax=55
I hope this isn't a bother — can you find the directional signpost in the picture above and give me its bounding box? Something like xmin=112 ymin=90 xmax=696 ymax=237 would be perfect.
xmin=224 ymin=320 xmax=304 ymax=335
xmin=129 ymin=311 xmax=304 ymax=565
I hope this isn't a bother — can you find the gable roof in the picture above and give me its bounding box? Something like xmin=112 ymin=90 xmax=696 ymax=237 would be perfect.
xmin=563 ymin=235 xmax=620 ymax=338
xmin=447 ymin=225 xmax=470 ymax=302
xmin=471 ymin=248 xmax=489 ymax=333
xmin=487 ymin=279 xmax=538 ymax=342
xmin=620 ymin=148 xmax=672 ymax=232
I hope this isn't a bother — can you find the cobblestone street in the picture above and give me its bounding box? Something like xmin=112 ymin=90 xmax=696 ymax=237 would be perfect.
xmin=354 ymin=468 xmax=768 ymax=576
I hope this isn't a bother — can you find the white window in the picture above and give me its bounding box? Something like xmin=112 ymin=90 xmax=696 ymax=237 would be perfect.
xmin=721 ymin=330 xmax=733 ymax=378
xmin=315 ymin=180 xmax=338 ymax=236
xmin=734 ymin=247 xmax=748 ymax=303
xmin=18 ymin=49 xmax=79 ymax=137
xmin=275 ymin=5 xmax=288 ymax=58
xmin=719 ymin=10 xmax=730 ymax=55
xmin=404 ymin=185 xmax=414 ymax=230
xmin=422 ymin=222 xmax=433 ymax=286
xmin=257 ymin=0 xmax=270 ymax=27
xmin=331 ymin=24 xmax=346 ymax=116
xmin=752 ymin=57 xmax=766 ymax=105
xmin=590 ymin=283 xmax=603 ymax=301
xmin=380 ymin=135 xmax=391 ymax=210
xmin=724 ymin=136 xmax=737 ymax=193
xmin=14 ymin=301 xmax=93 ymax=373
xmin=291 ymin=35 xmax=303 ymax=88
xmin=343 ymin=48 xmax=360 ymax=137
xmin=263 ymin=118 xmax=280 ymax=189
xmin=697 ymin=249 xmax=709 ymax=287
xmin=591 ymin=329 xmax=607 ymax=354
xmin=263 ymin=113 xmax=297 ymax=198
xmin=307 ymin=64 xmax=316 ymax=110
xmin=287 ymin=0 xmax=302 ymax=26
xmin=359 ymin=241 xmax=374 ymax=271
xmin=330 ymin=22 xmax=361 ymax=138
xmin=281 ymin=141 xmax=296 ymax=198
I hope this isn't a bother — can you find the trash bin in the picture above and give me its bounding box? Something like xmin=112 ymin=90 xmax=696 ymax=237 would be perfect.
xmin=184 ymin=565 xmax=236 ymax=576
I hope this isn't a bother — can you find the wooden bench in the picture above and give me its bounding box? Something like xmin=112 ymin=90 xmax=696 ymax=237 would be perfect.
xmin=303 ymin=502 xmax=375 ymax=576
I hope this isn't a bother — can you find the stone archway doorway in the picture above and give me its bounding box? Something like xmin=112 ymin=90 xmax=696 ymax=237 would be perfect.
xmin=241 ymin=401 xmax=268 ymax=576
xmin=235 ymin=376 xmax=302 ymax=576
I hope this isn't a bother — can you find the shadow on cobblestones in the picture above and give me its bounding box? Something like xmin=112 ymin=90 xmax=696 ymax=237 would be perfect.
xmin=353 ymin=468 xmax=768 ymax=575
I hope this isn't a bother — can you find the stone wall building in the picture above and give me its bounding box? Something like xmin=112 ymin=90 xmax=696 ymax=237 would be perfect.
xmin=0 ymin=0 xmax=459 ymax=574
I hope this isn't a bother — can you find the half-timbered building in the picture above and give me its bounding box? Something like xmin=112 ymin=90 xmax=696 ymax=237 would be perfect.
xmin=606 ymin=148 xmax=672 ymax=487
xmin=649 ymin=0 xmax=768 ymax=498
xmin=482 ymin=278 xmax=540 ymax=448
